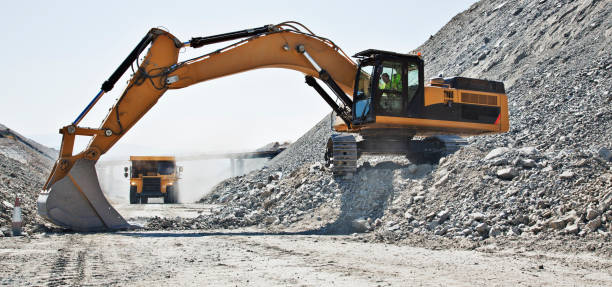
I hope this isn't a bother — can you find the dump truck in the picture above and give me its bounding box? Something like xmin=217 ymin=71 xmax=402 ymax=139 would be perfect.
xmin=124 ymin=156 xmax=181 ymax=204
xmin=37 ymin=21 xmax=509 ymax=231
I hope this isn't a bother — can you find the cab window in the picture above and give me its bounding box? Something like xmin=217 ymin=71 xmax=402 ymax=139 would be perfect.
xmin=378 ymin=61 xmax=403 ymax=115
xmin=406 ymin=63 xmax=419 ymax=104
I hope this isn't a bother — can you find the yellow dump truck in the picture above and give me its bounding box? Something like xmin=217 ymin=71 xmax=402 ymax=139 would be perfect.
xmin=124 ymin=156 xmax=181 ymax=204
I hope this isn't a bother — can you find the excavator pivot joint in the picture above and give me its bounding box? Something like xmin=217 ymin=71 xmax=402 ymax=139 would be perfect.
xmin=66 ymin=125 xmax=76 ymax=135
xmin=296 ymin=44 xmax=305 ymax=53
xmin=85 ymin=147 xmax=101 ymax=161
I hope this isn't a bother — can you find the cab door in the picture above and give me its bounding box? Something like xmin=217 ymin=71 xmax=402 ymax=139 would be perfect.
xmin=352 ymin=61 xmax=377 ymax=125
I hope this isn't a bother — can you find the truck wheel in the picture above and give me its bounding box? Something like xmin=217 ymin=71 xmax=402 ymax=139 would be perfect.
xmin=164 ymin=186 xmax=173 ymax=204
xmin=129 ymin=186 xmax=138 ymax=204
xmin=172 ymin=188 xmax=179 ymax=204
xmin=140 ymin=196 xmax=148 ymax=204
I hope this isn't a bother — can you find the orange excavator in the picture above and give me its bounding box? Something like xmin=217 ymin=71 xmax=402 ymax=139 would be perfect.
xmin=37 ymin=21 xmax=509 ymax=231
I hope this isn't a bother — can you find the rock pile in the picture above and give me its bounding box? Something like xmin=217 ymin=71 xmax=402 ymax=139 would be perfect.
xmin=0 ymin=124 xmax=56 ymax=237
xmin=148 ymin=0 xmax=612 ymax=252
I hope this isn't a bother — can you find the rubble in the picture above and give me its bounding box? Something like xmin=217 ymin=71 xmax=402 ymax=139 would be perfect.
xmin=145 ymin=0 xmax=612 ymax=256
xmin=0 ymin=124 xmax=57 ymax=235
xmin=0 ymin=0 xmax=608 ymax=257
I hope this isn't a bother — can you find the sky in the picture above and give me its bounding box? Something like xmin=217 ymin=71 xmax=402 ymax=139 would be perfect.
xmin=0 ymin=0 xmax=477 ymax=160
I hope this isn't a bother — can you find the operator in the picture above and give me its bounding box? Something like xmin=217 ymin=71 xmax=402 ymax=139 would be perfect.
xmin=380 ymin=73 xmax=391 ymax=89
xmin=379 ymin=72 xmax=403 ymax=113
xmin=380 ymin=72 xmax=402 ymax=90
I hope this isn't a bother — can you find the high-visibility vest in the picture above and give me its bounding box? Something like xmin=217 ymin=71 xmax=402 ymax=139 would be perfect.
xmin=390 ymin=74 xmax=402 ymax=90
xmin=382 ymin=74 xmax=402 ymax=90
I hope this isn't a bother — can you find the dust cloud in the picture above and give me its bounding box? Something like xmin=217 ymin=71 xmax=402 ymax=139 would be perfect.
xmin=96 ymin=157 xmax=269 ymax=204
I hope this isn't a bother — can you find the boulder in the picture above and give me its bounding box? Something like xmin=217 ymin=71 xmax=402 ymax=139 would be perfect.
xmin=485 ymin=147 xmax=510 ymax=160
xmin=497 ymin=167 xmax=518 ymax=180
xmin=518 ymin=146 xmax=538 ymax=156
xmin=471 ymin=212 xmax=486 ymax=221
xmin=565 ymin=224 xmax=579 ymax=235
xmin=351 ymin=217 xmax=370 ymax=233
xmin=476 ymin=222 xmax=490 ymax=235
xmin=586 ymin=208 xmax=599 ymax=221
xmin=437 ymin=210 xmax=450 ymax=224
xmin=549 ymin=219 xmax=567 ymax=230
xmin=586 ymin=218 xmax=601 ymax=232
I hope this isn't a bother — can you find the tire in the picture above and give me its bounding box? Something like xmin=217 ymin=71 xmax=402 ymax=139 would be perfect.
xmin=164 ymin=186 xmax=173 ymax=204
xmin=129 ymin=186 xmax=138 ymax=204
xmin=172 ymin=186 xmax=179 ymax=203
xmin=140 ymin=196 xmax=148 ymax=204
xmin=173 ymin=188 xmax=179 ymax=204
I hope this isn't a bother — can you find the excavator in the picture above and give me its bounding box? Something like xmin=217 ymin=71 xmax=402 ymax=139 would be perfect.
xmin=37 ymin=21 xmax=509 ymax=231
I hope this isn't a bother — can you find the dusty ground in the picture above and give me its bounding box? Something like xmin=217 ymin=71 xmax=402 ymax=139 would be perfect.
xmin=1 ymin=204 xmax=611 ymax=286
xmin=114 ymin=202 xmax=217 ymax=227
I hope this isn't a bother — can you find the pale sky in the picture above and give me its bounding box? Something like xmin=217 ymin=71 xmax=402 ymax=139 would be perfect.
xmin=0 ymin=0 xmax=477 ymax=159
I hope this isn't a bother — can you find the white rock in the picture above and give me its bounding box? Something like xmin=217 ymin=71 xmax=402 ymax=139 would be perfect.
xmin=497 ymin=167 xmax=518 ymax=180
xmin=485 ymin=147 xmax=510 ymax=160
xmin=351 ymin=217 xmax=370 ymax=233
xmin=559 ymin=170 xmax=575 ymax=179
xmin=471 ymin=212 xmax=486 ymax=221
xmin=565 ymin=224 xmax=579 ymax=234
xmin=1 ymin=200 xmax=13 ymax=209
xmin=518 ymin=146 xmax=538 ymax=156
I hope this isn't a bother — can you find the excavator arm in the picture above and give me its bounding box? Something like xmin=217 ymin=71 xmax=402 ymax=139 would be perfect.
xmin=38 ymin=22 xmax=358 ymax=231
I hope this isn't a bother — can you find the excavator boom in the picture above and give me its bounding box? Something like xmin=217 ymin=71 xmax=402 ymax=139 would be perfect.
xmin=38 ymin=23 xmax=359 ymax=231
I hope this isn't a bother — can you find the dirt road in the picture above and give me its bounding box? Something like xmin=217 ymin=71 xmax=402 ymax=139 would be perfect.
xmin=114 ymin=202 xmax=217 ymax=227
xmin=1 ymin=227 xmax=611 ymax=286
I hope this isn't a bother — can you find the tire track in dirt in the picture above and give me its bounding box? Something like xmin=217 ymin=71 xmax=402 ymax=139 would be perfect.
xmin=224 ymin=236 xmax=392 ymax=285
xmin=46 ymin=236 xmax=87 ymax=287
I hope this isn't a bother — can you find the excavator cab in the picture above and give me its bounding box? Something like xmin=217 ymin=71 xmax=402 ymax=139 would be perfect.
xmin=352 ymin=49 xmax=424 ymax=125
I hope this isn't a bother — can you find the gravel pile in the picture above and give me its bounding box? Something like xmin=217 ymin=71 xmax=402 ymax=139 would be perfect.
xmin=0 ymin=124 xmax=56 ymax=237
xmin=146 ymin=0 xmax=612 ymax=253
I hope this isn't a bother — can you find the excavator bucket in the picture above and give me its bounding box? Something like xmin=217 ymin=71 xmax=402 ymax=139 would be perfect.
xmin=37 ymin=158 xmax=131 ymax=232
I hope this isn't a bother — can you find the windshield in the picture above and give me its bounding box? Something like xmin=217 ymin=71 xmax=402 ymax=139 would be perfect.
xmin=354 ymin=64 xmax=374 ymax=120
xmin=131 ymin=160 xmax=175 ymax=177
xmin=158 ymin=161 xmax=175 ymax=175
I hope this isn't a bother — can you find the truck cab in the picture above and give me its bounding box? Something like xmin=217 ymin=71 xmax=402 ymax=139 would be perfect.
xmin=124 ymin=156 xmax=182 ymax=204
